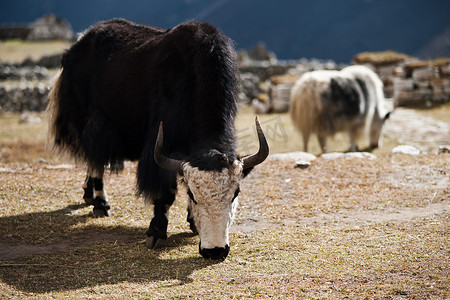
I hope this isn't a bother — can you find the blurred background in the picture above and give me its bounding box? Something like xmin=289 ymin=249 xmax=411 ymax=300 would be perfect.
xmin=1 ymin=0 xmax=450 ymax=62
xmin=0 ymin=0 xmax=449 ymax=159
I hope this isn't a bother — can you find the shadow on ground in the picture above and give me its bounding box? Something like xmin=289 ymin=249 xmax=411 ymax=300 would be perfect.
xmin=0 ymin=204 xmax=214 ymax=293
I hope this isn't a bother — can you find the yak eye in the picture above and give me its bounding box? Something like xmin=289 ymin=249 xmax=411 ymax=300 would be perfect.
xmin=232 ymin=187 xmax=240 ymax=202
xmin=187 ymin=189 xmax=197 ymax=205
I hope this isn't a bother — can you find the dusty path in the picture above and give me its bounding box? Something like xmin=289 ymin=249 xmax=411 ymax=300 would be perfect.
xmin=232 ymin=200 xmax=449 ymax=233
xmin=384 ymin=107 xmax=450 ymax=152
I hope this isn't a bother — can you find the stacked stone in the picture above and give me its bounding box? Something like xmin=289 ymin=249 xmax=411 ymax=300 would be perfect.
xmin=393 ymin=60 xmax=450 ymax=107
xmin=240 ymin=44 xmax=345 ymax=113
xmin=0 ymin=14 xmax=74 ymax=41
xmin=353 ymin=51 xmax=450 ymax=107
xmin=264 ymin=74 xmax=300 ymax=113
xmin=0 ymin=63 xmax=49 ymax=81
xmin=0 ymin=82 xmax=50 ymax=112
xmin=352 ymin=51 xmax=412 ymax=98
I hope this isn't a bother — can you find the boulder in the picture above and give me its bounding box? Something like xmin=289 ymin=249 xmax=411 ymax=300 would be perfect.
xmin=27 ymin=14 xmax=74 ymax=41
xmin=391 ymin=145 xmax=421 ymax=155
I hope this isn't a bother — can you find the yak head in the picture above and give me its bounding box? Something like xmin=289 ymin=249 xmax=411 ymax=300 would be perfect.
xmin=154 ymin=117 xmax=269 ymax=259
xmin=369 ymin=109 xmax=391 ymax=149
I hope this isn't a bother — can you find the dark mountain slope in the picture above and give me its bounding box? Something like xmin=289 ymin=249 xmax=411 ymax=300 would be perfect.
xmin=1 ymin=0 xmax=449 ymax=62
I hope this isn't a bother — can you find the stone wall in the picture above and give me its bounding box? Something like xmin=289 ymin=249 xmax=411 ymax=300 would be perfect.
xmin=0 ymin=82 xmax=50 ymax=112
xmin=1 ymin=45 xmax=448 ymax=113
xmin=0 ymin=60 xmax=55 ymax=113
xmin=0 ymin=15 xmax=74 ymax=41
xmin=393 ymin=61 xmax=450 ymax=107
xmin=0 ymin=26 xmax=30 ymax=40
xmin=353 ymin=51 xmax=450 ymax=107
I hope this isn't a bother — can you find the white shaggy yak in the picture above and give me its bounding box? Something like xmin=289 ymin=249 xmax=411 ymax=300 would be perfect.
xmin=289 ymin=65 xmax=391 ymax=153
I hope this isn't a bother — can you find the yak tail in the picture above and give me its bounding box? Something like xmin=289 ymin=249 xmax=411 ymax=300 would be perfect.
xmin=289 ymin=77 xmax=317 ymax=146
xmin=46 ymin=71 xmax=63 ymax=153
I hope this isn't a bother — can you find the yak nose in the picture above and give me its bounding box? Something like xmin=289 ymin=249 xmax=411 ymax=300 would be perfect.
xmin=199 ymin=244 xmax=230 ymax=259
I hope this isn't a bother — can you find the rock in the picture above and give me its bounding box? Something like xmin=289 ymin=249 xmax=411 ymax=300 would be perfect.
xmin=45 ymin=164 xmax=76 ymax=170
xmin=295 ymin=160 xmax=311 ymax=169
xmin=252 ymin=99 xmax=270 ymax=114
xmin=412 ymin=66 xmax=438 ymax=81
xmin=19 ymin=112 xmax=42 ymax=124
xmin=393 ymin=78 xmax=414 ymax=92
xmin=0 ymin=81 xmax=50 ymax=112
xmin=27 ymin=14 xmax=75 ymax=41
xmin=438 ymin=145 xmax=450 ymax=154
xmin=267 ymin=83 xmax=294 ymax=113
xmin=321 ymin=152 xmax=377 ymax=160
xmin=270 ymin=152 xmax=317 ymax=162
xmin=0 ymin=63 xmax=49 ymax=81
xmin=245 ymin=43 xmax=276 ymax=62
xmin=37 ymin=53 xmax=63 ymax=69
xmin=239 ymin=72 xmax=262 ymax=104
xmin=391 ymin=145 xmax=421 ymax=155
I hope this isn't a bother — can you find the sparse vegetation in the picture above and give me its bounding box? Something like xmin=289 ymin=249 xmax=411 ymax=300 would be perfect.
xmin=0 ymin=40 xmax=448 ymax=299
xmin=0 ymin=40 xmax=70 ymax=64
xmin=0 ymin=108 xmax=449 ymax=299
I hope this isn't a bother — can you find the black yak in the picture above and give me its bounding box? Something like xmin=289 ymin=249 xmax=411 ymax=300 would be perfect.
xmin=48 ymin=19 xmax=269 ymax=259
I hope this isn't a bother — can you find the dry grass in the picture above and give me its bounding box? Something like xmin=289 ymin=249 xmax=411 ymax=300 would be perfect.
xmin=353 ymin=51 xmax=413 ymax=66
xmin=0 ymin=40 xmax=71 ymax=64
xmin=0 ymin=157 xmax=448 ymax=299
xmin=1 ymin=108 xmax=449 ymax=299
xmin=1 ymin=40 xmax=449 ymax=298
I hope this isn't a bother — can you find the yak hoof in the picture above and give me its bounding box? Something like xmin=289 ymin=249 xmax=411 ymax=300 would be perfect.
xmin=145 ymin=236 xmax=164 ymax=249
xmin=84 ymin=197 xmax=94 ymax=206
xmin=93 ymin=207 xmax=110 ymax=218
xmin=92 ymin=197 xmax=110 ymax=217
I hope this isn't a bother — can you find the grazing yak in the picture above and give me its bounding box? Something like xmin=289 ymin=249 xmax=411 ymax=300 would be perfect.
xmin=48 ymin=19 xmax=269 ymax=259
xmin=290 ymin=65 xmax=390 ymax=153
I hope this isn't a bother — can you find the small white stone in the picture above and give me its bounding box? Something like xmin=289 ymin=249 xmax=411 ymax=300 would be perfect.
xmin=321 ymin=152 xmax=377 ymax=160
xmin=391 ymin=145 xmax=421 ymax=155
xmin=438 ymin=145 xmax=450 ymax=154
xmin=295 ymin=160 xmax=311 ymax=169
xmin=270 ymin=151 xmax=317 ymax=162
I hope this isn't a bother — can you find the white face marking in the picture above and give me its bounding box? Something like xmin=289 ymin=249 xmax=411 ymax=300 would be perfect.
xmin=369 ymin=113 xmax=388 ymax=147
xmin=182 ymin=160 xmax=242 ymax=250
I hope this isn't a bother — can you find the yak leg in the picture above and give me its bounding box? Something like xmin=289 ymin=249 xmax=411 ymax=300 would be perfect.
xmin=146 ymin=191 xmax=176 ymax=249
xmin=302 ymin=131 xmax=310 ymax=153
xmin=347 ymin=126 xmax=361 ymax=152
xmin=82 ymin=173 xmax=94 ymax=205
xmin=318 ymin=132 xmax=328 ymax=154
xmin=88 ymin=166 xmax=110 ymax=217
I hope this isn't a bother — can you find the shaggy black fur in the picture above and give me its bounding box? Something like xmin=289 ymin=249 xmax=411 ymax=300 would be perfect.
xmin=324 ymin=77 xmax=361 ymax=119
xmin=49 ymin=19 xmax=239 ymax=204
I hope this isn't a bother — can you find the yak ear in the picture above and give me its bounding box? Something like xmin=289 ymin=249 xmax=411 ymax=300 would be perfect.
xmin=239 ymin=157 xmax=254 ymax=178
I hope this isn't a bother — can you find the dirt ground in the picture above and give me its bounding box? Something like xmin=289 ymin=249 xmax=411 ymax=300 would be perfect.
xmin=0 ymin=108 xmax=449 ymax=299
xmin=384 ymin=108 xmax=450 ymax=153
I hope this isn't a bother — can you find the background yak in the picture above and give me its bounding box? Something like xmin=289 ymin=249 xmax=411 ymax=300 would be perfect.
xmin=48 ymin=19 xmax=268 ymax=260
xmin=289 ymin=65 xmax=391 ymax=153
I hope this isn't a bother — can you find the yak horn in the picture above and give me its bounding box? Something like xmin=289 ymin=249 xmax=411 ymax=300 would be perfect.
xmin=154 ymin=122 xmax=184 ymax=173
xmin=243 ymin=116 xmax=269 ymax=169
